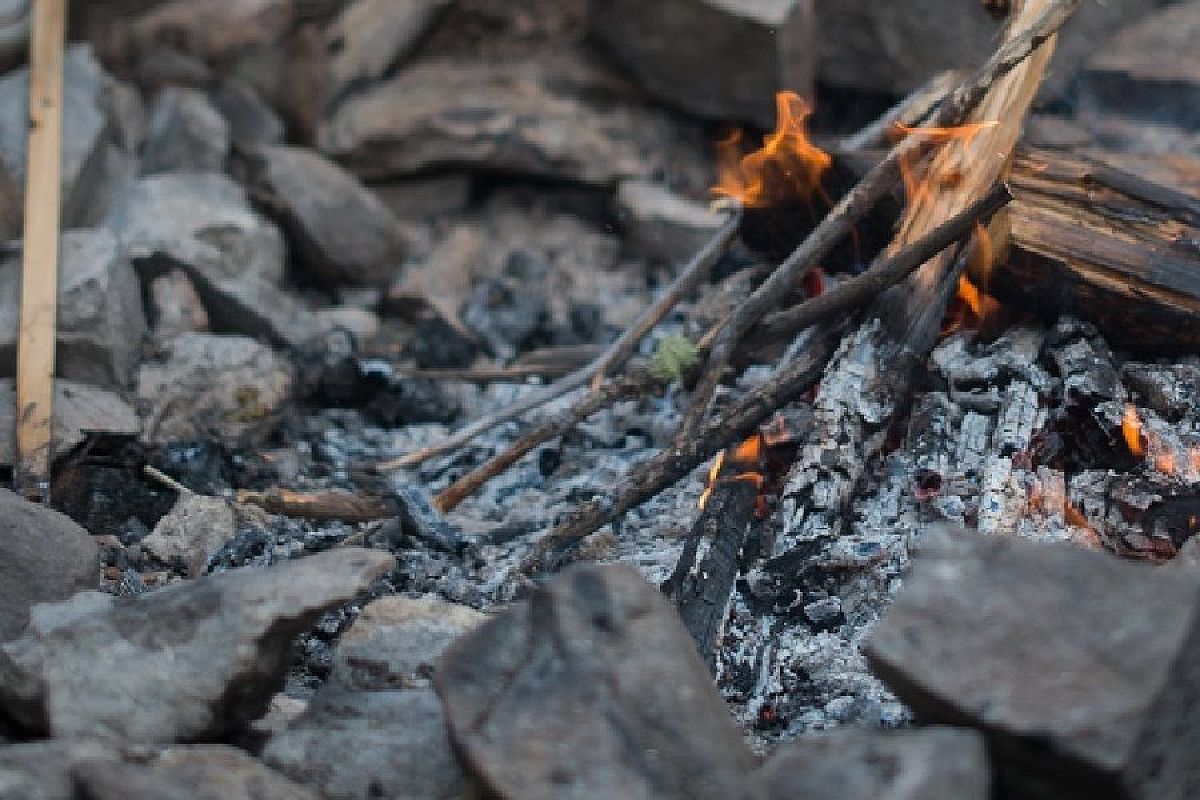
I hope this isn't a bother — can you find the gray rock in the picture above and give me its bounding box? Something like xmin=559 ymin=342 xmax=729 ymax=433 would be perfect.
xmin=865 ymin=527 xmax=1200 ymax=800
xmin=588 ymin=0 xmax=815 ymax=128
xmin=136 ymin=332 xmax=292 ymax=445
xmin=751 ymin=727 xmax=990 ymax=800
xmin=0 ymin=547 xmax=395 ymax=744
xmin=0 ymin=740 xmax=115 ymax=800
xmin=0 ymin=0 xmax=28 ymax=74
xmin=211 ymin=79 xmax=285 ymax=148
xmin=435 ymin=564 xmax=757 ymax=799
xmin=0 ymin=379 xmax=140 ymax=466
xmin=0 ymin=489 xmax=98 ymax=643
xmin=141 ymin=494 xmax=237 ymax=576
xmin=252 ymin=145 xmax=406 ymax=287
xmin=74 ymin=744 xmax=320 ymax=800
xmin=0 ymin=229 xmax=146 ymax=387
xmin=318 ymin=58 xmax=682 ymax=185
xmin=141 ymin=87 xmax=231 ymax=174
xmin=326 ymin=0 xmax=452 ymax=106
xmin=616 ymin=180 xmax=725 ymax=263
xmin=0 ymin=45 xmax=120 ymax=227
xmin=149 ymin=268 xmax=210 ymax=338
xmin=371 ymin=174 xmax=472 ymax=220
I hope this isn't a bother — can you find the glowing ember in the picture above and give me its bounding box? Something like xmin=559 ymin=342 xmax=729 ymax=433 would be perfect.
xmin=713 ymin=91 xmax=831 ymax=208
xmin=731 ymin=433 xmax=764 ymax=466
xmin=698 ymin=450 xmax=727 ymax=510
xmin=762 ymin=415 xmax=789 ymax=446
xmin=1122 ymin=404 xmax=1144 ymax=458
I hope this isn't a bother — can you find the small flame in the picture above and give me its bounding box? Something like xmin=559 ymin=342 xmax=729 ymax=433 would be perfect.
xmin=713 ymin=91 xmax=831 ymax=208
xmin=1122 ymin=404 xmax=1144 ymax=458
xmin=698 ymin=450 xmax=727 ymax=510
xmin=732 ymin=433 xmax=764 ymax=466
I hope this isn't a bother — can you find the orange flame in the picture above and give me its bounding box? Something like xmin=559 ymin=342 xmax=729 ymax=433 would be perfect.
xmin=713 ymin=92 xmax=832 ymax=208
xmin=698 ymin=450 xmax=727 ymax=510
xmin=731 ymin=433 xmax=764 ymax=466
xmin=1122 ymin=404 xmax=1144 ymax=458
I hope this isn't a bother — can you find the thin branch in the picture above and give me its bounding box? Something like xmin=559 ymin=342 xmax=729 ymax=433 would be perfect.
xmin=374 ymin=210 xmax=740 ymax=472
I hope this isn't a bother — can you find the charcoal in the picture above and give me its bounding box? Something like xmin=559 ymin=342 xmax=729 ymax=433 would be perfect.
xmin=404 ymin=313 xmax=478 ymax=369
xmin=435 ymin=565 xmax=757 ymax=800
xmin=389 ymin=483 xmax=465 ymax=554
xmin=140 ymin=87 xmax=230 ymax=174
xmin=587 ymin=0 xmax=815 ymax=128
xmin=1122 ymin=362 xmax=1200 ymax=422
xmin=0 ymin=489 xmax=98 ymax=643
xmin=751 ymin=727 xmax=990 ymax=800
xmin=865 ymin=527 xmax=1200 ymax=800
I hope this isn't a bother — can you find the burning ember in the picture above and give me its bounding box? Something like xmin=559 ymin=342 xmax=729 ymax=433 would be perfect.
xmin=1120 ymin=404 xmax=1200 ymax=480
xmin=713 ymin=91 xmax=831 ymax=209
xmin=699 ymin=416 xmax=793 ymax=518
xmin=1122 ymin=404 xmax=1145 ymax=458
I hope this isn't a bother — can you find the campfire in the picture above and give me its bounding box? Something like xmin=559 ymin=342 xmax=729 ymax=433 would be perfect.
xmin=3 ymin=0 xmax=1200 ymax=797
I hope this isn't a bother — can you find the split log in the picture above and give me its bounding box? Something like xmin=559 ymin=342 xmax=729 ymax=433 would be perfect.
xmin=991 ymin=146 xmax=1200 ymax=353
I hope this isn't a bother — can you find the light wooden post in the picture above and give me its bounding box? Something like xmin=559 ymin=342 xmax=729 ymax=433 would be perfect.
xmin=14 ymin=0 xmax=67 ymax=501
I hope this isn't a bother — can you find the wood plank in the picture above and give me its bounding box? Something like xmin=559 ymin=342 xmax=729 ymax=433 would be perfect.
xmin=14 ymin=0 xmax=67 ymax=500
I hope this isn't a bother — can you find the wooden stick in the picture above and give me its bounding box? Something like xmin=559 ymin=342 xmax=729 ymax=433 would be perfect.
xmin=671 ymin=0 xmax=1081 ymax=448
xmin=374 ymin=210 xmax=740 ymax=472
xmin=237 ymin=488 xmax=393 ymax=523
xmin=14 ymin=0 xmax=67 ymax=501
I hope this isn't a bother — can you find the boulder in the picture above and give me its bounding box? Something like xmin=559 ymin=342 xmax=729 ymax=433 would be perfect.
xmin=616 ymin=180 xmax=725 ymax=263
xmin=865 ymin=527 xmax=1200 ymax=799
xmin=435 ymin=564 xmax=757 ymax=799
xmin=588 ymin=0 xmax=816 ymax=128
xmin=0 ymin=229 xmax=146 ymax=387
xmin=751 ymin=727 xmax=990 ymax=800
xmin=251 ymin=145 xmax=406 ymax=287
xmin=0 ymin=379 xmax=140 ymax=467
xmin=141 ymin=87 xmax=231 ymax=174
xmin=0 ymin=488 xmax=98 ymax=643
xmin=136 ymin=332 xmax=293 ymax=445
xmin=0 ymin=547 xmax=395 ymax=743
xmin=141 ymin=493 xmax=237 ymax=576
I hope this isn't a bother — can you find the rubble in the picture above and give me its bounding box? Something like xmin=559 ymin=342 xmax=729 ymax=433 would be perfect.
xmin=0 ymin=547 xmax=395 ymax=744
xmin=140 ymin=493 xmax=237 ymax=577
xmin=0 ymin=228 xmax=146 ymax=386
xmin=866 ymin=527 xmax=1200 ymax=799
xmin=0 ymin=489 xmax=98 ymax=643
xmin=588 ymin=0 xmax=816 ymax=128
xmin=140 ymin=87 xmax=231 ymax=174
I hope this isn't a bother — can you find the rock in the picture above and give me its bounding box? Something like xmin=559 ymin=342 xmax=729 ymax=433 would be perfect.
xmin=1081 ymin=0 xmax=1200 ymax=128
xmin=263 ymin=596 xmax=483 ymax=799
xmin=0 ymin=229 xmax=146 ymax=387
xmin=616 ymin=180 xmax=725 ymax=263
xmin=141 ymin=87 xmax=231 ymax=174
xmin=313 ymin=306 xmax=379 ymax=341
xmin=0 ymin=379 xmax=140 ymax=467
xmin=864 ymin=527 xmax=1200 ymax=799
xmin=149 ymin=268 xmax=210 ymax=338
xmin=0 ymin=0 xmax=28 ymax=74
xmin=211 ymin=79 xmax=285 ymax=148
xmin=326 ymin=0 xmax=452 ymax=106
xmin=815 ymin=0 xmax=1161 ymax=100
xmin=136 ymin=332 xmax=292 ymax=445
xmin=371 ymin=174 xmax=472 ymax=220
xmin=74 ymin=744 xmax=320 ymax=800
xmin=318 ymin=58 xmax=681 ymax=185
xmin=0 ymin=489 xmax=98 ymax=643
xmin=141 ymin=494 xmax=237 ymax=576
xmin=435 ymin=564 xmax=757 ymax=799
xmin=251 ymin=145 xmax=406 ymax=287
xmin=751 ymin=727 xmax=990 ymax=800
xmin=0 ymin=45 xmax=122 ymax=228
xmin=0 ymin=547 xmax=395 ymax=743
xmin=120 ymin=0 xmax=293 ymax=68
xmin=587 ymin=0 xmax=816 ymax=128
xmin=460 ymin=279 xmax=549 ymax=361
xmin=0 ymin=740 xmax=116 ymax=800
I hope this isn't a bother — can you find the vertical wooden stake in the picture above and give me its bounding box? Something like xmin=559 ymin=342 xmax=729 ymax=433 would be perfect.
xmin=14 ymin=0 xmax=67 ymax=501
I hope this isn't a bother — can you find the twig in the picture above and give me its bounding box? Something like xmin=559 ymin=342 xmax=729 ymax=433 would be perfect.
xmin=519 ymin=323 xmax=844 ymax=576
xmin=237 ymin=488 xmax=391 ymax=522
xmin=747 ymin=182 xmax=1012 ymax=348
xmin=672 ymin=0 xmax=1081 ymax=448
xmin=374 ymin=210 xmax=740 ymax=472
xmin=143 ymin=465 xmax=193 ymax=495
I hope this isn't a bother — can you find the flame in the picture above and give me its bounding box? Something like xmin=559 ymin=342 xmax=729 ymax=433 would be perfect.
xmin=891 ymin=121 xmax=998 ymax=207
xmin=1122 ymin=404 xmax=1144 ymax=458
xmin=732 ymin=433 xmax=764 ymax=466
xmin=698 ymin=450 xmax=727 ymax=510
xmin=713 ymin=91 xmax=832 ymax=208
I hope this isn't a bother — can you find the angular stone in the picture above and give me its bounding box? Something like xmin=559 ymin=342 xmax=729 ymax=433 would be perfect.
xmin=326 ymin=0 xmax=453 ymax=105
xmin=0 ymin=379 xmax=139 ymax=469
xmin=0 ymin=488 xmax=98 ymax=643
xmin=251 ymin=145 xmax=406 ymax=287
xmin=211 ymin=78 xmax=285 ymax=148
xmin=751 ymin=727 xmax=990 ymax=800
xmin=588 ymin=0 xmax=815 ymax=128
xmin=0 ymin=547 xmax=395 ymax=744
xmin=141 ymin=87 xmax=231 ymax=174
xmin=616 ymin=180 xmax=725 ymax=263
xmin=74 ymin=744 xmax=320 ymax=800
xmin=0 ymin=229 xmax=146 ymax=387
xmin=1081 ymin=0 xmax=1200 ymax=128
xmin=141 ymin=494 xmax=237 ymax=577
xmin=435 ymin=564 xmax=757 ymax=799
xmin=865 ymin=527 xmax=1200 ymax=800
xmin=136 ymin=332 xmax=293 ymax=445
xmin=318 ymin=58 xmax=681 ymax=185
